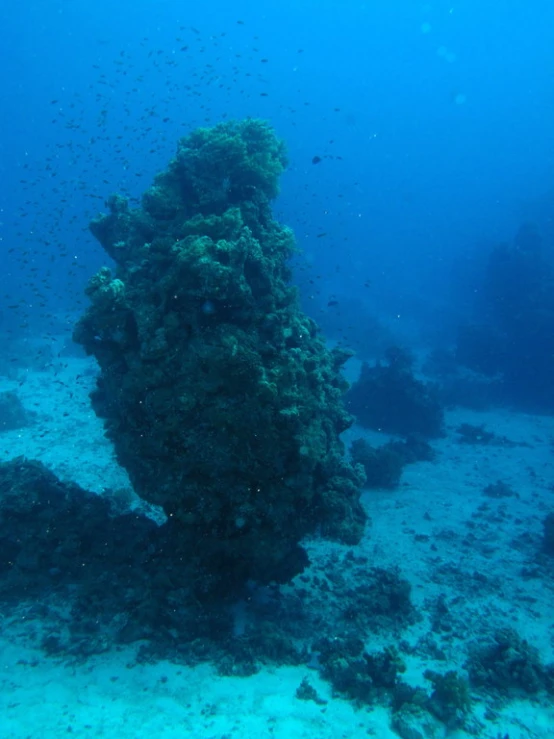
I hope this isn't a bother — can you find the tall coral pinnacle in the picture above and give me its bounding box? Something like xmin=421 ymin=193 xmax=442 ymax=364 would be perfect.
xmin=75 ymin=119 xmax=366 ymax=599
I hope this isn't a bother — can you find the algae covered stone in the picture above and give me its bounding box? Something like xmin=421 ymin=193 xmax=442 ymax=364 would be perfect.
xmin=74 ymin=119 xmax=366 ymax=597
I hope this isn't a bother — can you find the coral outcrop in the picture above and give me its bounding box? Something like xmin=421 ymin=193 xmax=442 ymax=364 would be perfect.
xmin=456 ymin=223 xmax=554 ymax=411
xmin=345 ymin=346 xmax=444 ymax=438
xmin=74 ymin=119 xmax=366 ymax=598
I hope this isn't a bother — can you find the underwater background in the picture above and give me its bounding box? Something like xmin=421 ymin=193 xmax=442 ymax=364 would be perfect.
xmin=0 ymin=1 xmax=553 ymax=738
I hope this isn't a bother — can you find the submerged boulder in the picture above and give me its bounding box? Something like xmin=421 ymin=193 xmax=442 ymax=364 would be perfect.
xmin=74 ymin=119 xmax=366 ymax=598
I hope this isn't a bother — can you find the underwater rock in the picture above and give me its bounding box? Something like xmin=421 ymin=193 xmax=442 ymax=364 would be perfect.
xmin=455 ymin=423 xmax=527 ymax=448
xmin=542 ymin=513 xmax=554 ymax=554
xmin=0 ymin=390 xmax=34 ymax=432
xmin=482 ymin=480 xmax=517 ymax=499
xmin=74 ymin=119 xmax=366 ymax=598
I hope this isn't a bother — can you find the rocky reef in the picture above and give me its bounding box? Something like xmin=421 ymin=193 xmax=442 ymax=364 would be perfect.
xmin=74 ymin=119 xmax=366 ymax=598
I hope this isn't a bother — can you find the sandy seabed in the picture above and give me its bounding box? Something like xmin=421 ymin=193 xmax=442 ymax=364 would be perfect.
xmin=0 ymin=341 xmax=553 ymax=739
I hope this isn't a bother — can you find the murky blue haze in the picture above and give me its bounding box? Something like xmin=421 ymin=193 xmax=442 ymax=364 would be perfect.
xmin=2 ymin=1 xmax=552 ymax=344
xmin=0 ymin=2 xmax=554 ymax=738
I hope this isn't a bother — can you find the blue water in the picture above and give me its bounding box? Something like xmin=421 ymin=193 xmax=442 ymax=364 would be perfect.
xmin=1 ymin=2 xmax=553 ymax=738
xmin=2 ymin=1 xmax=552 ymax=337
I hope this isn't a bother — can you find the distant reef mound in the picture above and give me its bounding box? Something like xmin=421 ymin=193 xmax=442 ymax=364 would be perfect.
xmin=74 ymin=119 xmax=366 ymax=599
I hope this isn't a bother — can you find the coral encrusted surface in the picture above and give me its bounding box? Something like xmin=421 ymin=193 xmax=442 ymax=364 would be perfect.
xmin=74 ymin=119 xmax=366 ymax=597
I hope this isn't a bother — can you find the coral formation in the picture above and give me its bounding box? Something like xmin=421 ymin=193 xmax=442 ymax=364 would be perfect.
xmin=350 ymin=437 xmax=405 ymax=488
xmin=74 ymin=119 xmax=366 ymax=598
xmin=295 ymin=676 xmax=327 ymax=705
xmin=0 ymin=458 xmax=257 ymax=653
xmin=350 ymin=436 xmax=435 ymax=489
xmin=424 ymin=669 xmax=471 ymax=727
xmin=313 ymin=636 xmax=473 ymax=734
xmin=456 ymin=223 xmax=554 ymax=411
xmin=345 ymin=346 xmax=444 ymax=438
xmin=313 ymin=638 xmax=406 ymax=705
xmin=466 ymin=628 xmax=554 ymax=695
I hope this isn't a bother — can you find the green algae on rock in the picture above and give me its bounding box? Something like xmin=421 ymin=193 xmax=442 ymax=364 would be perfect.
xmin=74 ymin=119 xmax=366 ymax=598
